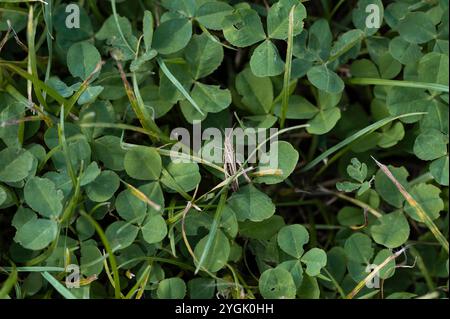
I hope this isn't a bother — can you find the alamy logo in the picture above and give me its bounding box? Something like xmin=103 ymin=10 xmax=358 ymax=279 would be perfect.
xmin=169 ymin=121 xmax=279 ymax=168
xmin=365 ymin=264 xmax=380 ymax=289
xmin=65 ymin=264 xmax=80 ymax=289
xmin=365 ymin=4 xmax=381 ymax=29
xmin=65 ymin=4 xmax=80 ymax=29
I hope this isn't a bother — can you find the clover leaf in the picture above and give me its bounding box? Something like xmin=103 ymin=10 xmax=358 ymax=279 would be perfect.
xmin=259 ymin=267 xmax=297 ymax=299
xmin=337 ymin=158 xmax=373 ymax=196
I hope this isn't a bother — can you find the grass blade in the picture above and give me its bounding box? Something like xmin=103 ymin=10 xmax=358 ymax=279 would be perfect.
xmin=80 ymin=212 xmax=122 ymax=299
xmin=195 ymin=187 xmax=228 ymax=274
xmin=0 ymin=264 xmax=18 ymax=299
xmin=1 ymin=267 xmax=65 ymax=272
xmin=42 ymin=0 xmax=53 ymax=85
xmin=63 ymin=60 xmax=104 ymax=118
xmin=111 ymin=0 xmax=135 ymax=55
xmin=41 ymin=271 xmax=77 ymax=299
xmin=58 ymin=105 xmax=77 ymax=185
xmin=122 ymin=180 xmax=161 ymax=212
xmin=347 ymin=78 xmax=449 ymax=93
xmin=112 ymin=56 xmax=162 ymax=138
xmin=1 ymin=0 xmax=48 ymax=3
xmin=199 ymin=24 xmax=237 ymax=51
xmin=347 ymin=247 xmax=406 ymax=299
xmin=373 ymin=157 xmax=449 ymax=254
xmin=5 ymin=84 xmax=54 ymax=127
xmin=321 ymin=189 xmax=382 ymax=218
xmin=279 ymin=5 xmax=295 ymax=129
xmin=157 ymin=57 xmax=205 ymax=116
xmin=78 ymin=122 xmax=171 ymax=143
xmin=27 ymin=6 xmax=48 ymax=110
xmin=244 ymin=124 xmax=310 ymax=169
xmin=0 ymin=62 xmax=68 ymax=106
xmin=125 ymin=265 xmax=151 ymax=299
xmin=131 ymin=71 xmax=162 ymax=137
xmin=301 ymin=113 xmax=426 ymax=172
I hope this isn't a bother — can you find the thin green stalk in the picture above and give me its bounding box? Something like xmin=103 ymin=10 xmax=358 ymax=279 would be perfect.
xmin=279 ymin=5 xmax=295 ymax=129
xmin=320 ymin=0 xmax=331 ymax=18
xmin=113 ymin=57 xmax=162 ymax=139
xmin=1 ymin=267 xmax=65 ymax=273
xmin=27 ymin=6 xmax=48 ymax=110
xmin=60 ymin=172 xmax=81 ymax=225
xmin=41 ymin=272 xmax=76 ymax=299
xmin=42 ymin=0 xmax=53 ymax=86
xmin=273 ymin=199 xmax=317 ymax=207
xmin=111 ymin=0 xmax=135 ymax=55
xmin=63 ymin=61 xmax=103 ymax=118
xmin=0 ymin=263 xmax=17 ymax=299
xmin=302 ymin=113 xmax=426 ymax=172
xmin=58 ymin=106 xmax=77 ymax=185
xmin=307 ymin=135 xmax=318 ymax=162
xmin=78 ymin=122 xmax=172 ymax=144
xmin=130 ymin=32 xmax=162 ymax=141
xmin=347 ymin=78 xmax=449 ymax=93
xmin=131 ymin=72 xmax=162 ymax=138
xmin=5 ymin=84 xmax=54 ymax=128
xmin=323 ymin=268 xmax=346 ymax=299
xmin=330 ymin=0 xmax=346 ymax=18
xmin=167 ymin=199 xmax=177 ymax=257
xmin=198 ymin=24 xmax=237 ymax=51
xmin=125 ymin=265 xmax=151 ymax=299
xmin=230 ymin=266 xmax=256 ymax=299
xmin=37 ymin=135 xmax=85 ymax=173
xmin=312 ymin=146 xmax=349 ymax=180
xmin=195 ymin=187 xmax=229 ymax=274
xmin=328 ymin=32 xmax=364 ymax=64
xmin=0 ymin=62 xmax=68 ymax=106
xmin=117 ymin=256 xmax=196 ymax=272
xmin=157 ymin=57 xmax=204 ymax=116
xmin=87 ymin=0 xmax=103 ymax=21
xmin=157 ymin=148 xmax=225 ymax=173
xmin=167 ymin=183 xmax=229 ymax=226
xmin=80 ymin=212 xmax=122 ymax=299
xmin=409 ymin=246 xmax=435 ymax=291
xmin=325 ymin=190 xmax=383 ymax=218
xmin=225 ymin=264 xmax=245 ymax=298
xmin=0 ymin=7 xmax=28 ymax=15
xmin=161 ymin=168 xmax=193 ymax=201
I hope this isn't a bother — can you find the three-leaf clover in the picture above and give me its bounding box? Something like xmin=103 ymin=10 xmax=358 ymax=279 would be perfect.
xmin=223 ymin=0 xmax=307 ymax=78
xmin=336 ymin=158 xmax=373 ymax=196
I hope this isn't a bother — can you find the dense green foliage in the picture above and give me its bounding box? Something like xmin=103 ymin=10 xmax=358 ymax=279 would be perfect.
xmin=0 ymin=0 xmax=448 ymax=299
